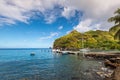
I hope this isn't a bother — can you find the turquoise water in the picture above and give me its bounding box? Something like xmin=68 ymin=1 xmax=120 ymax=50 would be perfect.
xmin=0 ymin=48 xmax=102 ymax=80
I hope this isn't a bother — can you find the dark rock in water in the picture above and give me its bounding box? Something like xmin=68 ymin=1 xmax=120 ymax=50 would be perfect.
xmin=109 ymin=58 xmax=120 ymax=64
xmin=104 ymin=59 xmax=120 ymax=69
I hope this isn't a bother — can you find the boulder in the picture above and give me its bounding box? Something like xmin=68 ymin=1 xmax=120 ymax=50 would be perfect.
xmin=111 ymin=66 xmax=120 ymax=80
xmin=105 ymin=67 xmax=120 ymax=80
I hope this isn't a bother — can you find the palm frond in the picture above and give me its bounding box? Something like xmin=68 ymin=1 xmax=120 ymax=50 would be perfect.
xmin=108 ymin=17 xmax=115 ymax=22
xmin=108 ymin=8 xmax=120 ymax=25
xmin=114 ymin=29 xmax=120 ymax=40
xmin=109 ymin=25 xmax=119 ymax=32
xmin=108 ymin=15 xmax=120 ymax=24
xmin=114 ymin=8 xmax=120 ymax=14
xmin=114 ymin=15 xmax=120 ymax=24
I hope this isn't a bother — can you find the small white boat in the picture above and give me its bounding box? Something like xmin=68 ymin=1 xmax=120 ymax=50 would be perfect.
xmin=52 ymin=49 xmax=60 ymax=52
xmin=80 ymin=48 xmax=90 ymax=52
xmin=61 ymin=51 xmax=69 ymax=55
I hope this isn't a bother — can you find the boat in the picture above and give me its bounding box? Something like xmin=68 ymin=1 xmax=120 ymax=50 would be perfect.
xmin=30 ymin=52 xmax=35 ymax=56
xmin=52 ymin=49 xmax=60 ymax=53
xmin=61 ymin=51 xmax=69 ymax=55
xmin=80 ymin=48 xmax=90 ymax=53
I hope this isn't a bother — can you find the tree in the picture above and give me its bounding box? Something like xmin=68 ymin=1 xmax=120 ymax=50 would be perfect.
xmin=53 ymin=30 xmax=118 ymax=50
xmin=108 ymin=8 xmax=120 ymax=40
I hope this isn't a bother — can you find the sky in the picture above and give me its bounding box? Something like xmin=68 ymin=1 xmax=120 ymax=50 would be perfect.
xmin=0 ymin=0 xmax=120 ymax=48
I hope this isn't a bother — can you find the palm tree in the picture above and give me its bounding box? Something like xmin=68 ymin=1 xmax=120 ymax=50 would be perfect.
xmin=108 ymin=8 xmax=120 ymax=40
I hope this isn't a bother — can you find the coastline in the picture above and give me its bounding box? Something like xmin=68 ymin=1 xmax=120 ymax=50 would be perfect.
xmin=53 ymin=49 xmax=120 ymax=80
xmin=83 ymin=51 xmax=120 ymax=80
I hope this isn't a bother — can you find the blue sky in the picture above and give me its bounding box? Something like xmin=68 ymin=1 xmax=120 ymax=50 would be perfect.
xmin=0 ymin=0 xmax=120 ymax=48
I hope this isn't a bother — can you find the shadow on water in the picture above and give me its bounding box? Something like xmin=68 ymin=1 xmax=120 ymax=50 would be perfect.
xmin=0 ymin=49 xmax=103 ymax=80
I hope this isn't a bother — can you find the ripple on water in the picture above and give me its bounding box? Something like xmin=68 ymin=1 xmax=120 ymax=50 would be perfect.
xmin=0 ymin=49 xmax=103 ymax=80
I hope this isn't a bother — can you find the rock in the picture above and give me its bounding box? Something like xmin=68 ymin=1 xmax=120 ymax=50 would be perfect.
xmin=109 ymin=58 xmax=120 ymax=64
xmin=101 ymin=67 xmax=108 ymax=71
xmin=105 ymin=67 xmax=120 ymax=80
xmin=96 ymin=71 xmax=112 ymax=79
xmin=104 ymin=59 xmax=120 ymax=69
xmin=111 ymin=66 xmax=120 ymax=80
xmin=96 ymin=72 xmax=105 ymax=78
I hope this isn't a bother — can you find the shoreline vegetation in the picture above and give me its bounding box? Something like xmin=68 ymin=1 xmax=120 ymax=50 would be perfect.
xmin=53 ymin=8 xmax=120 ymax=80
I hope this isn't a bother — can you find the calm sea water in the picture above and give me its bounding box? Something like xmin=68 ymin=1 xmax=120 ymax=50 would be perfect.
xmin=0 ymin=48 xmax=103 ymax=80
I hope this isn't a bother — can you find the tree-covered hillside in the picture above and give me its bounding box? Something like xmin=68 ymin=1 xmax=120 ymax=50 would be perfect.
xmin=53 ymin=30 xmax=120 ymax=51
xmin=53 ymin=8 xmax=120 ymax=51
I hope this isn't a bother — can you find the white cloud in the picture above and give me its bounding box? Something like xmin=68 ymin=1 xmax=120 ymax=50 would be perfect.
xmin=58 ymin=26 xmax=63 ymax=30
xmin=0 ymin=18 xmax=15 ymax=25
xmin=61 ymin=0 xmax=120 ymax=31
xmin=92 ymin=24 xmax=101 ymax=31
xmin=0 ymin=0 xmax=58 ymax=24
xmin=62 ymin=7 xmax=75 ymax=19
xmin=74 ymin=19 xmax=92 ymax=33
xmin=0 ymin=0 xmax=120 ymax=31
xmin=44 ymin=15 xmax=56 ymax=24
xmin=74 ymin=19 xmax=108 ymax=32
xmin=39 ymin=32 xmax=59 ymax=40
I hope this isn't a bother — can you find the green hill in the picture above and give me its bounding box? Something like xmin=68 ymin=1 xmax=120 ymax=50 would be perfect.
xmin=53 ymin=30 xmax=120 ymax=51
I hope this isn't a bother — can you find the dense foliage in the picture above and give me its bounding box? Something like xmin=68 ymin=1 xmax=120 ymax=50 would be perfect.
xmin=53 ymin=8 xmax=120 ymax=51
xmin=53 ymin=30 xmax=120 ymax=50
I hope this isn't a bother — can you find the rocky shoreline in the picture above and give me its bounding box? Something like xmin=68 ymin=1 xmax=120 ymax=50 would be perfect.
xmin=85 ymin=53 xmax=120 ymax=80
xmin=104 ymin=58 xmax=120 ymax=80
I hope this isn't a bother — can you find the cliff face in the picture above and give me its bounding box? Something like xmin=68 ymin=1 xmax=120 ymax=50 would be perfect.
xmin=53 ymin=30 xmax=120 ymax=50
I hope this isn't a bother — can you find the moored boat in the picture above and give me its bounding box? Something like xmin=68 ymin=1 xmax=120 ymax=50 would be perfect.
xmin=30 ymin=52 xmax=35 ymax=56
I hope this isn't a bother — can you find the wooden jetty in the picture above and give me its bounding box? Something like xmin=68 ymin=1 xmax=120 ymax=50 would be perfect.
xmin=52 ymin=49 xmax=120 ymax=60
xmin=52 ymin=50 xmax=82 ymax=55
